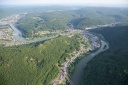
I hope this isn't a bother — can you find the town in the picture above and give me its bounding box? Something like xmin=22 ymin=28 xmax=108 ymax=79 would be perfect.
xmin=0 ymin=13 xmax=27 ymax=46
xmin=51 ymin=31 xmax=101 ymax=85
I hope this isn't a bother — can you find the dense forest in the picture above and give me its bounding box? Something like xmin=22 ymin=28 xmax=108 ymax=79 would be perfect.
xmin=15 ymin=7 xmax=128 ymax=38
xmin=15 ymin=11 xmax=76 ymax=37
xmin=81 ymin=25 xmax=128 ymax=85
xmin=0 ymin=35 xmax=84 ymax=85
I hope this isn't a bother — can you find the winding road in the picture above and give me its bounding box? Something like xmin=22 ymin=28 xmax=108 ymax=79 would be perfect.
xmin=71 ymin=40 xmax=109 ymax=85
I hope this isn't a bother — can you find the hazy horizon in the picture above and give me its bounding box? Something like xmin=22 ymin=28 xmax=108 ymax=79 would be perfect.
xmin=0 ymin=0 xmax=128 ymax=7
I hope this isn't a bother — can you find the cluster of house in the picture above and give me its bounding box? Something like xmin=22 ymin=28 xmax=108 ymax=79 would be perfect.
xmin=85 ymin=22 xmax=120 ymax=30
xmin=84 ymin=31 xmax=100 ymax=51
xmin=0 ymin=26 xmax=13 ymax=40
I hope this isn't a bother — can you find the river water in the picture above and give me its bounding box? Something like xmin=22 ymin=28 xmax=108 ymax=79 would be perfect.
xmin=71 ymin=40 xmax=109 ymax=85
xmin=0 ymin=20 xmax=27 ymax=43
xmin=0 ymin=20 xmax=58 ymax=43
xmin=9 ymin=23 xmax=27 ymax=43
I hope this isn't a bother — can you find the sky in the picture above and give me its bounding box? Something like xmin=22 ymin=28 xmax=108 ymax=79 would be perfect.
xmin=0 ymin=0 xmax=128 ymax=7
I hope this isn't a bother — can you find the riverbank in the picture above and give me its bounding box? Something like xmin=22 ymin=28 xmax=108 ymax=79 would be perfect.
xmin=67 ymin=31 xmax=107 ymax=77
xmin=68 ymin=50 xmax=96 ymax=78
xmin=51 ymin=30 xmax=101 ymax=85
xmin=81 ymin=25 xmax=128 ymax=85
xmin=0 ymin=20 xmax=59 ymax=46
xmin=51 ymin=33 xmax=89 ymax=85
xmin=71 ymin=40 xmax=109 ymax=85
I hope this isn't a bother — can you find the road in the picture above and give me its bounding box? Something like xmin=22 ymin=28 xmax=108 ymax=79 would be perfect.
xmin=71 ymin=40 xmax=109 ymax=85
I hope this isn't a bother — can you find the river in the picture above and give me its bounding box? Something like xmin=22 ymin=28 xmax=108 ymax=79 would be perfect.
xmin=0 ymin=20 xmax=58 ymax=43
xmin=1 ymin=20 xmax=109 ymax=85
xmin=9 ymin=23 xmax=27 ymax=43
xmin=71 ymin=40 xmax=109 ymax=85
xmin=0 ymin=20 xmax=27 ymax=43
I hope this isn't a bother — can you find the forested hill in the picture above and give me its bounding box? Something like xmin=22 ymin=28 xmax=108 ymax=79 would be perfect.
xmin=71 ymin=7 xmax=128 ymax=29
xmin=16 ymin=11 xmax=76 ymax=37
xmin=15 ymin=7 xmax=128 ymax=38
xmin=81 ymin=25 xmax=128 ymax=85
xmin=0 ymin=35 xmax=84 ymax=85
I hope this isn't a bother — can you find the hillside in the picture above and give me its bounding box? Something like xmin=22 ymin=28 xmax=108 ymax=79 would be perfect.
xmin=16 ymin=11 xmax=76 ymax=37
xmin=15 ymin=7 xmax=128 ymax=38
xmin=0 ymin=35 xmax=84 ymax=85
xmin=81 ymin=25 xmax=128 ymax=85
xmin=71 ymin=7 xmax=128 ymax=29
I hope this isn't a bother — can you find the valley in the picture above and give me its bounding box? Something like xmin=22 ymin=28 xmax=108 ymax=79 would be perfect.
xmin=0 ymin=6 xmax=128 ymax=85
